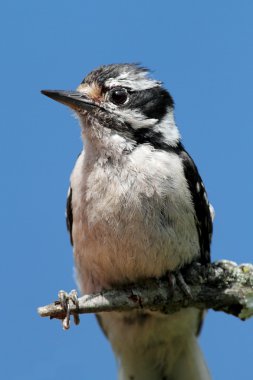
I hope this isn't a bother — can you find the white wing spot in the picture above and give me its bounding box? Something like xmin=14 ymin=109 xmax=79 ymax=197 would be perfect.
xmin=196 ymin=182 xmax=201 ymax=192
xmin=203 ymin=192 xmax=208 ymax=204
xmin=209 ymin=203 xmax=215 ymax=221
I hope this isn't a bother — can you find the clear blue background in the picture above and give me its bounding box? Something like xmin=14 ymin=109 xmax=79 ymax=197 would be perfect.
xmin=1 ymin=1 xmax=252 ymax=379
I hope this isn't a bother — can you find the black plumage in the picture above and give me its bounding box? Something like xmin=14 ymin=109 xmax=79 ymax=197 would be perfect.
xmin=66 ymin=187 xmax=73 ymax=246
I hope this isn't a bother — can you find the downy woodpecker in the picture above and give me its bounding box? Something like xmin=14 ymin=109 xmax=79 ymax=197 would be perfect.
xmin=42 ymin=63 xmax=213 ymax=380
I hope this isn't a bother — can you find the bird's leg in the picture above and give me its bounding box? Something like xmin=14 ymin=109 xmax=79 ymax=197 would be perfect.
xmin=166 ymin=271 xmax=177 ymax=295
xmin=58 ymin=289 xmax=80 ymax=330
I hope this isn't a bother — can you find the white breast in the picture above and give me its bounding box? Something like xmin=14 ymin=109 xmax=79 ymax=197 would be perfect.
xmin=70 ymin=145 xmax=199 ymax=294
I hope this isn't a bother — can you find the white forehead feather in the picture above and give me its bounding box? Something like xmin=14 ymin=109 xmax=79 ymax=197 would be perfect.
xmin=105 ymin=70 xmax=161 ymax=91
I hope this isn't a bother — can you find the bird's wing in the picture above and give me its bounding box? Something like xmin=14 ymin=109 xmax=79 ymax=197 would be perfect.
xmin=66 ymin=151 xmax=84 ymax=246
xmin=179 ymin=148 xmax=213 ymax=336
xmin=66 ymin=186 xmax=73 ymax=246
xmin=179 ymin=148 xmax=213 ymax=264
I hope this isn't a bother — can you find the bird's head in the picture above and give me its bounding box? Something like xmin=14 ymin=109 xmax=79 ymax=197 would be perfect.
xmin=42 ymin=64 xmax=180 ymax=155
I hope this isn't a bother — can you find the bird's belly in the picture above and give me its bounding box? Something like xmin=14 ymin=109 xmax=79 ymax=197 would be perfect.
xmin=73 ymin=194 xmax=199 ymax=294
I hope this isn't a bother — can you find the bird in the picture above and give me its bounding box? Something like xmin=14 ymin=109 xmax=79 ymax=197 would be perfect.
xmin=41 ymin=63 xmax=213 ymax=380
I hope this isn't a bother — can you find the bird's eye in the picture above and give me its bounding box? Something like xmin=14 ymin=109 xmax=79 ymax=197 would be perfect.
xmin=109 ymin=87 xmax=128 ymax=105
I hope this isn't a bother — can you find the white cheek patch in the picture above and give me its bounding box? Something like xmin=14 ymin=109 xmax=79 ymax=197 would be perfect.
xmin=111 ymin=107 xmax=158 ymax=129
xmin=104 ymin=105 xmax=180 ymax=147
xmin=154 ymin=108 xmax=181 ymax=146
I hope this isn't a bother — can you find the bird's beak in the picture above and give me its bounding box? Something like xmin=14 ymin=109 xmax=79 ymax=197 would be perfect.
xmin=41 ymin=90 xmax=98 ymax=111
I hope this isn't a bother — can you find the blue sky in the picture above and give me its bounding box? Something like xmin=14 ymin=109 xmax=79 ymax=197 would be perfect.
xmin=1 ymin=1 xmax=253 ymax=379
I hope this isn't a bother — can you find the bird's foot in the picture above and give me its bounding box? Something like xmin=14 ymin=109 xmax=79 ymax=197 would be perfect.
xmin=167 ymin=270 xmax=193 ymax=299
xmin=58 ymin=289 xmax=80 ymax=330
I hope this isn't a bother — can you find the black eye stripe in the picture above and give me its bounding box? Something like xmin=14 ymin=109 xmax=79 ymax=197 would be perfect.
xmin=103 ymin=85 xmax=173 ymax=120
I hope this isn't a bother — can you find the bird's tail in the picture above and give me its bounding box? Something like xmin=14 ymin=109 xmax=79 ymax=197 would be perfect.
xmin=118 ymin=335 xmax=211 ymax=380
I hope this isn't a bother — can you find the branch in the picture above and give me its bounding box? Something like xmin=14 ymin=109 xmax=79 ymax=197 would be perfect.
xmin=38 ymin=260 xmax=253 ymax=328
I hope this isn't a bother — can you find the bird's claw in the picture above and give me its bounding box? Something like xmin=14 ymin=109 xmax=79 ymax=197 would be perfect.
xmin=58 ymin=289 xmax=80 ymax=330
xmin=167 ymin=270 xmax=193 ymax=299
xmin=175 ymin=271 xmax=193 ymax=299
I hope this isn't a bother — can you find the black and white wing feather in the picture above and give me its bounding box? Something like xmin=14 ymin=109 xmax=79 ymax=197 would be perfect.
xmin=180 ymin=148 xmax=213 ymax=264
